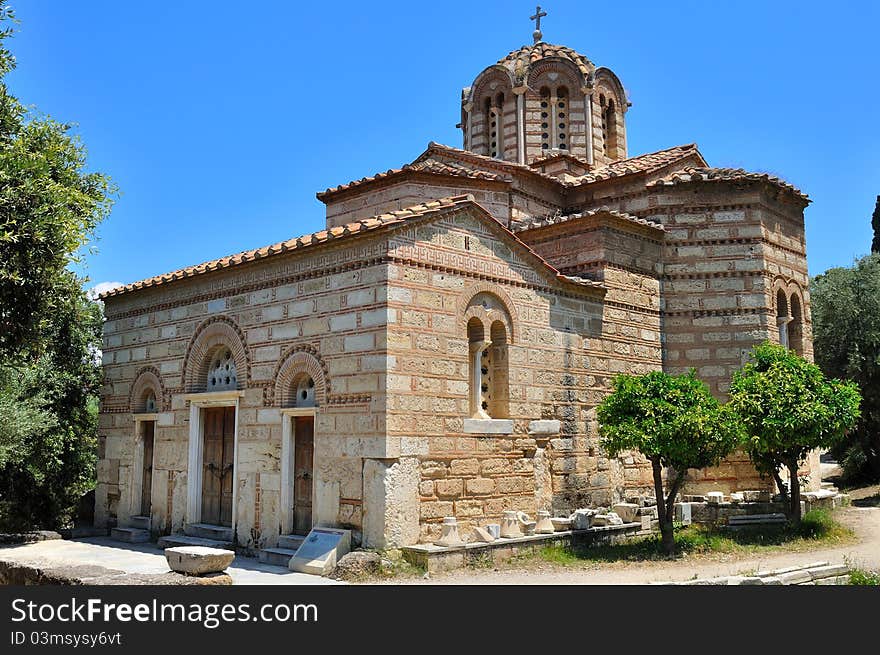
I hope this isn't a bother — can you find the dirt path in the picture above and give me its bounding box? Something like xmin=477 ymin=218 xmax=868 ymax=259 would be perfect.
xmin=388 ymin=495 xmax=880 ymax=585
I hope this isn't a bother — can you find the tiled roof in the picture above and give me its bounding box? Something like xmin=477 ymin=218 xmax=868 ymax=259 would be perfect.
xmin=515 ymin=207 xmax=665 ymax=233
xmin=320 ymin=143 xmax=708 ymax=202
xmin=317 ymin=158 xmax=505 ymax=200
xmin=417 ymin=142 xmax=565 ymax=185
xmin=571 ymin=144 xmax=706 ymax=184
xmin=647 ymin=167 xmax=809 ymax=201
xmin=498 ymin=42 xmax=593 ymax=79
xmin=100 ymin=195 xmax=603 ymax=300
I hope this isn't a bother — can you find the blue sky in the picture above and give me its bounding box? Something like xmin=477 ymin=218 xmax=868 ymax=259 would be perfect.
xmin=6 ymin=0 xmax=879 ymax=289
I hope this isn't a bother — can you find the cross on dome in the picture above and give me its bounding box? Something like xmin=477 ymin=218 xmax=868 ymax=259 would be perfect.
xmin=530 ymin=5 xmax=547 ymax=43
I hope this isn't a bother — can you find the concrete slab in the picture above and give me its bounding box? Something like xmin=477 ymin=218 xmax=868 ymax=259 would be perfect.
xmin=0 ymin=537 xmax=343 ymax=585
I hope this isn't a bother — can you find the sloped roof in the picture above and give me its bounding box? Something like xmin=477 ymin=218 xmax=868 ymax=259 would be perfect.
xmin=647 ymin=166 xmax=809 ymax=201
xmin=100 ymin=195 xmax=604 ymax=300
xmin=515 ymin=207 xmax=665 ymax=233
xmin=570 ymin=144 xmax=707 ymax=184
xmin=317 ymin=157 xmax=506 ymax=200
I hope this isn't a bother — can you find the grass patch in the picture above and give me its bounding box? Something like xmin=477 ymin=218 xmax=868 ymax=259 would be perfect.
xmin=848 ymin=568 xmax=880 ymax=585
xmin=531 ymin=509 xmax=854 ymax=565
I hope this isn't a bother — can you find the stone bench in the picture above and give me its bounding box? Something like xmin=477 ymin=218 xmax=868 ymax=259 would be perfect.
xmin=165 ymin=546 xmax=235 ymax=576
xmin=725 ymin=513 xmax=788 ymax=530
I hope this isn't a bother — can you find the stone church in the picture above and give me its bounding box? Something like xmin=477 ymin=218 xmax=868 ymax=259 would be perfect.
xmin=96 ymin=16 xmax=815 ymax=553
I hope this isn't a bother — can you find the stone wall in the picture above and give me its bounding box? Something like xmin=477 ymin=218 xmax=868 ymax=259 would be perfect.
xmin=572 ymin=177 xmax=816 ymax=493
xmin=97 ymin=238 xmax=394 ymax=549
xmin=383 ymin=208 xmax=661 ymax=543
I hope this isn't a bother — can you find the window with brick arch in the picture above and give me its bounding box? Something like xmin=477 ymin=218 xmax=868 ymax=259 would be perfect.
xmin=484 ymin=93 xmax=504 ymax=159
xmin=789 ymin=294 xmax=804 ymax=356
xmin=466 ymin=297 xmax=511 ymax=420
xmin=539 ymin=86 xmax=551 ymax=150
xmin=776 ymin=289 xmax=790 ymax=349
xmin=600 ymin=94 xmax=618 ymax=159
xmin=488 ymin=320 xmax=510 ymax=418
xmin=556 ymin=86 xmax=568 ymax=150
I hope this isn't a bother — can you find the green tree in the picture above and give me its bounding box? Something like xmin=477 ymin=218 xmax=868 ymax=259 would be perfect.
xmin=872 ymin=196 xmax=880 ymax=254
xmin=597 ymin=370 xmax=741 ymax=554
xmin=0 ymin=7 xmax=113 ymax=530
xmin=811 ymin=253 xmax=880 ymax=482
xmin=0 ymin=8 xmax=112 ymax=359
xmin=728 ymin=343 xmax=861 ymax=522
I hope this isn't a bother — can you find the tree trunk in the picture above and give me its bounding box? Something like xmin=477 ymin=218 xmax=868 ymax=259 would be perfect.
xmin=652 ymin=459 xmax=685 ymax=555
xmin=787 ymin=459 xmax=802 ymax=523
xmin=771 ymin=467 xmax=787 ymax=501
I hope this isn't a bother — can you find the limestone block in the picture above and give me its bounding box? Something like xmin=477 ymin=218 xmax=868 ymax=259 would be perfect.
xmin=706 ymin=491 xmax=725 ymax=505
xmin=165 ymin=547 xmax=234 ymax=575
xmin=517 ymin=512 xmax=536 ymax=536
xmin=570 ymin=509 xmax=595 ymax=530
xmin=463 ymin=419 xmax=514 ymax=434
xmin=674 ymin=502 xmax=693 ymax=525
xmin=612 ymin=502 xmax=639 ymax=523
xmin=485 ymin=524 xmax=501 ymax=539
xmin=527 ymin=420 xmax=561 ymax=435
xmin=551 ymin=517 xmax=572 ymax=532
xmin=434 ymin=517 xmax=465 ymax=547
xmin=470 ymin=526 xmax=495 ymax=544
xmin=500 ymin=511 xmax=522 ymax=538
xmin=535 ymin=511 xmax=555 ymax=534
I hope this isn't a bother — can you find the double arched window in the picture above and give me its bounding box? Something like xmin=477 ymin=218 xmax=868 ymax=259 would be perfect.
xmin=465 ymin=293 xmax=512 ymax=419
xmin=776 ymin=285 xmax=806 ymax=356
xmin=539 ymin=85 xmax=569 ymax=151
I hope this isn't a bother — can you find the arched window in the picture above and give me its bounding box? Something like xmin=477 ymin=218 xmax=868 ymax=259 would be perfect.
xmin=540 ymin=87 xmax=551 ymax=150
xmin=465 ymin=293 xmax=512 ymax=420
xmin=468 ymin=318 xmax=490 ymax=419
xmin=601 ymin=95 xmax=618 ymax=158
xmin=485 ymin=94 xmax=504 ymax=159
xmin=207 ymin=348 xmax=238 ymax=391
xmin=556 ymin=86 xmax=568 ymax=150
xmin=789 ymin=294 xmax=804 ymax=356
xmin=488 ymin=321 xmax=510 ymax=418
xmin=776 ymin=289 xmax=790 ymax=349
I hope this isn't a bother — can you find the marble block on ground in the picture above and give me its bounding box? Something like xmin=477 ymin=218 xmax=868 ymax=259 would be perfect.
xmin=165 ymin=546 xmax=235 ymax=575
xmin=289 ymin=527 xmax=351 ymax=576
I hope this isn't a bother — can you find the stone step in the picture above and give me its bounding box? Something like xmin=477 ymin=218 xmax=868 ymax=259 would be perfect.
xmin=129 ymin=515 xmax=151 ymax=531
xmin=258 ymin=547 xmax=299 ymax=568
xmin=158 ymin=534 xmax=234 ymax=550
xmin=185 ymin=523 xmax=233 ymax=542
xmin=110 ymin=527 xmax=151 ymax=543
xmin=278 ymin=534 xmax=306 ymax=551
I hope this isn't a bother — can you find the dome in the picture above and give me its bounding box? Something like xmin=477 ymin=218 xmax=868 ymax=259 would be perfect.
xmin=496 ymin=42 xmax=595 ymax=85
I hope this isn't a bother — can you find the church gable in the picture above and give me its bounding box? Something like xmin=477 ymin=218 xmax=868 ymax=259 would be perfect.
xmin=384 ymin=202 xmax=604 ymax=300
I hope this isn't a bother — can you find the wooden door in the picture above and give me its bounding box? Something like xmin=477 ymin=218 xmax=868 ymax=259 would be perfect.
xmin=201 ymin=406 xmax=235 ymax=526
xmin=141 ymin=421 xmax=154 ymax=515
xmin=293 ymin=416 xmax=314 ymax=535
